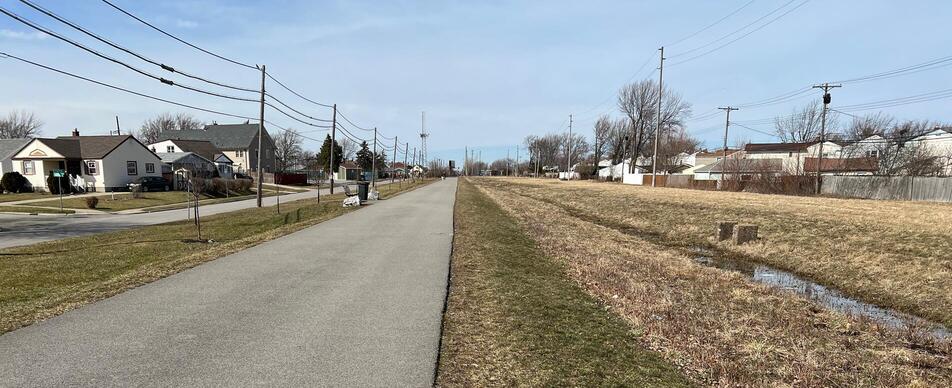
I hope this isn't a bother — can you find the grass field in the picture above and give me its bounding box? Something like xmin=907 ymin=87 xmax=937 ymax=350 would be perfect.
xmin=24 ymin=191 xmax=261 ymax=211
xmin=436 ymin=179 xmax=690 ymax=387
xmin=0 ymin=179 xmax=432 ymax=335
xmin=466 ymin=177 xmax=951 ymax=386
xmin=0 ymin=192 xmax=53 ymax=203
xmin=0 ymin=206 xmax=75 ymax=214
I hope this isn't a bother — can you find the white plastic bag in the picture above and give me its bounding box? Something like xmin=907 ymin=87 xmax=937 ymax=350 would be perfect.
xmin=368 ymin=190 xmax=379 ymax=200
xmin=342 ymin=195 xmax=361 ymax=207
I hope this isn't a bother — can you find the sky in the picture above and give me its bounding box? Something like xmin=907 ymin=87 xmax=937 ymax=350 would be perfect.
xmin=2 ymin=0 xmax=952 ymax=165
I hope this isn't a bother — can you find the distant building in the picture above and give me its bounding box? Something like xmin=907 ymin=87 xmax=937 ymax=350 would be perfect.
xmin=156 ymin=123 xmax=275 ymax=173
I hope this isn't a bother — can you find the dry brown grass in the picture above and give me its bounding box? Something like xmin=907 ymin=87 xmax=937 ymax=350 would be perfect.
xmin=469 ymin=177 xmax=951 ymax=386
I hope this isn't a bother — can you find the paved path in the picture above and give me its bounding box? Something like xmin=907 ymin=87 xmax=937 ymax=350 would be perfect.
xmin=0 ymin=178 xmax=456 ymax=387
xmin=0 ymin=180 xmax=401 ymax=249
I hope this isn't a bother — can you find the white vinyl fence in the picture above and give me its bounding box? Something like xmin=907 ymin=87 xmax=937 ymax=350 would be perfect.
xmin=821 ymin=176 xmax=952 ymax=202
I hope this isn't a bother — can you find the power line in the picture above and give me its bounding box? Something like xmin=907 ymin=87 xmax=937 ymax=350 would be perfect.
xmin=336 ymin=110 xmax=375 ymax=132
xmin=19 ymin=0 xmax=257 ymax=93
xmin=666 ymin=0 xmax=757 ymax=47
xmin=264 ymin=72 xmax=334 ymax=108
xmin=0 ymin=51 xmax=323 ymax=141
xmin=100 ymin=0 xmax=257 ymax=70
xmin=0 ymin=6 xmax=258 ymax=103
xmin=668 ymin=0 xmax=810 ymax=66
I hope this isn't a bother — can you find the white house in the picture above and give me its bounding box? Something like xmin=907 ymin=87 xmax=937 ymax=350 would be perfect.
xmin=148 ymin=138 xmax=234 ymax=178
xmin=0 ymin=138 xmax=31 ymax=175
xmin=911 ymin=128 xmax=952 ymax=174
xmin=155 ymin=123 xmax=275 ymax=173
xmin=12 ymin=132 xmax=162 ymax=192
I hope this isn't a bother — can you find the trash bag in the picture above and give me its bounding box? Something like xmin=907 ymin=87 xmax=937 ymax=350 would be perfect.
xmin=343 ymin=195 xmax=361 ymax=207
xmin=368 ymin=189 xmax=379 ymax=200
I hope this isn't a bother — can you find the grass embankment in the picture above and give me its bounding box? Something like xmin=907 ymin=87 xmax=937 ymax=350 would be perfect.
xmin=0 ymin=179 xmax=432 ymax=335
xmin=469 ymin=177 xmax=951 ymax=386
xmin=486 ymin=178 xmax=952 ymax=328
xmin=436 ymin=179 xmax=690 ymax=387
xmin=0 ymin=206 xmax=74 ymax=214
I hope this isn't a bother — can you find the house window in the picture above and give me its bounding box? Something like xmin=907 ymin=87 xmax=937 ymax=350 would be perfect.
xmin=85 ymin=160 xmax=98 ymax=175
xmin=236 ymin=150 xmax=243 ymax=157
xmin=145 ymin=163 xmax=155 ymax=173
xmin=866 ymin=150 xmax=879 ymax=158
xmin=22 ymin=160 xmax=35 ymax=175
xmin=166 ymin=145 xmax=175 ymax=153
xmin=127 ymin=161 xmax=138 ymax=175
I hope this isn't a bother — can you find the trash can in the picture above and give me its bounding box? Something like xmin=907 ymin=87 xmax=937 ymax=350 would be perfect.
xmin=357 ymin=181 xmax=370 ymax=202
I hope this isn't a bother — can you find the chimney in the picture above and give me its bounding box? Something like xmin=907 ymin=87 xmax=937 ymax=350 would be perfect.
xmin=72 ymin=128 xmax=80 ymax=137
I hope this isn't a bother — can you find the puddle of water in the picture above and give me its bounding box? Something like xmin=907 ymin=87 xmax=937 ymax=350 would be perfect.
xmin=692 ymin=250 xmax=950 ymax=340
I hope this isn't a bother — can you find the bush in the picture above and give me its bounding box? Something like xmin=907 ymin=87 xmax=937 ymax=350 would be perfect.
xmin=85 ymin=196 xmax=99 ymax=209
xmin=575 ymin=163 xmax=595 ymax=180
xmin=130 ymin=184 xmax=143 ymax=199
xmin=236 ymin=178 xmax=252 ymax=193
xmin=209 ymin=178 xmax=227 ymax=195
xmin=46 ymin=172 xmax=71 ymax=195
xmin=1 ymin=171 xmax=29 ymax=193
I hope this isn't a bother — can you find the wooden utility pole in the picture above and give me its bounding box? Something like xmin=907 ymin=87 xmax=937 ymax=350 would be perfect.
xmin=567 ymin=114 xmax=573 ymax=179
xmin=506 ymin=149 xmax=510 ymax=176
xmin=412 ymin=147 xmax=417 ymax=182
xmin=403 ymin=143 xmax=409 ymax=186
xmin=256 ymin=64 xmax=265 ymax=207
xmin=515 ymin=146 xmax=520 ymax=177
xmin=372 ymin=127 xmax=377 ymax=188
xmin=718 ymin=106 xmax=738 ymax=187
xmin=812 ymin=83 xmax=842 ymax=194
xmin=652 ymin=46 xmax=664 ymax=187
xmin=391 ymin=136 xmax=397 ymax=185
xmin=329 ymin=103 xmax=337 ymax=194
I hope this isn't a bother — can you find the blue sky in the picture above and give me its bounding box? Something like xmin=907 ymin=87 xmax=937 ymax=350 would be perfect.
xmin=2 ymin=0 xmax=951 ymax=164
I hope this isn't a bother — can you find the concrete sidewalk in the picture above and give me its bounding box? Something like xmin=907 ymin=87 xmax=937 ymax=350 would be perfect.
xmin=0 ymin=178 xmax=456 ymax=386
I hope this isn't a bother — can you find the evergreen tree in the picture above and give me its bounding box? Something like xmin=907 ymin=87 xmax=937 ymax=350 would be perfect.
xmin=356 ymin=141 xmax=374 ymax=170
xmin=315 ymin=134 xmax=343 ymax=172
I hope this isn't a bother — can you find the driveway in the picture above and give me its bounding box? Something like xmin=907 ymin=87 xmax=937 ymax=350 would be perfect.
xmin=0 ymin=178 xmax=456 ymax=386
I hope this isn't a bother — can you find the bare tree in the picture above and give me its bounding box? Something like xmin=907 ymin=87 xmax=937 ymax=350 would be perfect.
xmin=274 ymin=128 xmax=304 ymax=172
xmin=137 ymin=112 xmax=203 ymax=144
xmin=0 ymin=110 xmax=43 ymax=139
xmin=593 ymin=115 xmax=612 ymax=164
xmin=773 ymin=101 xmax=837 ymax=143
xmin=846 ymin=112 xmax=894 ymax=140
xmin=617 ymin=79 xmax=691 ymax=171
xmin=656 ymin=128 xmax=702 ymax=173
xmin=340 ymin=138 xmax=358 ymax=161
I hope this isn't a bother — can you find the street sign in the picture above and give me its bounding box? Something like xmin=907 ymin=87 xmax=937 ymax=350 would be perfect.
xmin=52 ymin=169 xmax=65 ymax=178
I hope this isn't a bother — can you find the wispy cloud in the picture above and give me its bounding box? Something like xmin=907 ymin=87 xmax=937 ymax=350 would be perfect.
xmin=175 ymin=19 xmax=199 ymax=29
xmin=0 ymin=29 xmax=48 ymax=40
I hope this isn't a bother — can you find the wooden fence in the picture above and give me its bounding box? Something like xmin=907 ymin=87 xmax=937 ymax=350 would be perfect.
xmin=821 ymin=176 xmax=952 ymax=202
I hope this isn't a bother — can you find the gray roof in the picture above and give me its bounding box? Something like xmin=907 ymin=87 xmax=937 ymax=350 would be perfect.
xmin=155 ymin=123 xmax=270 ymax=150
xmin=694 ymin=158 xmax=783 ymax=173
xmin=158 ymin=152 xmax=212 ymax=164
xmin=0 ymin=138 xmax=31 ymax=160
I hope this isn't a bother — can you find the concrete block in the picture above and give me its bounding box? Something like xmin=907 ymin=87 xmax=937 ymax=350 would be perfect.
xmin=716 ymin=221 xmax=737 ymax=241
xmin=733 ymin=224 xmax=759 ymax=245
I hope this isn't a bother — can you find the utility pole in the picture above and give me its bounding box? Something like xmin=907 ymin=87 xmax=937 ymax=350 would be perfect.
xmin=420 ymin=111 xmax=429 ymax=179
xmin=515 ymin=146 xmax=520 ymax=177
xmin=535 ymin=149 xmax=540 ymax=178
xmin=812 ymin=83 xmax=842 ymax=194
xmin=412 ymin=147 xmax=417 ymax=182
xmin=115 ymin=116 xmax=121 ymax=135
xmin=403 ymin=143 xmax=409 ymax=186
xmin=329 ymin=103 xmax=337 ymax=194
xmin=256 ymin=64 xmax=265 ymax=207
xmin=372 ymin=127 xmax=377 ymax=188
xmin=652 ymin=46 xmax=664 ymax=187
xmin=567 ymin=114 xmax=573 ymax=179
xmin=464 ymin=146 xmax=468 ymax=176
xmin=506 ymin=149 xmax=510 ymax=176
xmin=392 ymin=136 xmax=397 ymax=185
xmin=718 ymin=106 xmax=739 ymax=187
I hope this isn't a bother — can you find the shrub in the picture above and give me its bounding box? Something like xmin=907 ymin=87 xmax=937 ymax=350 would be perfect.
xmin=209 ymin=178 xmax=227 ymax=195
xmin=46 ymin=172 xmax=71 ymax=195
xmin=85 ymin=196 xmax=99 ymax=209
xmin=575 ymin=163 xmax=595 ymax=180
xmin=236 ymin=178 xmax=252 ymax=193
xmin=130 ymin=184 xmax=143 ymax=199
xmin=1 ymin=171 xmax=29 ymax=193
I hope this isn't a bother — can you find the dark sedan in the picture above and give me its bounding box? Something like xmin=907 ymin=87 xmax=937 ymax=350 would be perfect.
xmin=127 ymin=176 xmax=170 ymax=192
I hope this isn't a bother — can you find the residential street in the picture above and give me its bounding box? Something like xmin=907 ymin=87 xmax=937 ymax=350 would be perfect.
xmin=0 ymin=181 xmax=395 ymax=249
xmin=0 ymin=178 xmax=455 ymax=386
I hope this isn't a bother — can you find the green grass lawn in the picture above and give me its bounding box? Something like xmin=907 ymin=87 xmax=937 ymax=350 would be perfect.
xmin=0 ymin=206 xmax=75 ymax=214
xmin=0 ymin=192 xmax=54 ymax=203
xmin=0 ymin=179 xmax=433 ymax=335
xmin=24 ymin=191 xmax=259 ymax=211
xmin=435 ymin=179 xmax=690 ymax=387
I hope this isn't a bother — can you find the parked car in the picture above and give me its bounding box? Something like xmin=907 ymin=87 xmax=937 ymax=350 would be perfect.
xmin=127 ymin=176 xmax=170 ymax=192
xmin=234 ymin=172 xmax=254 ymax=181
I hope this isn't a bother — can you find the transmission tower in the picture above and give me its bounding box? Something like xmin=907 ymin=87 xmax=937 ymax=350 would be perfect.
xmin=420 ymin=111 xmax=429 ymax=174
